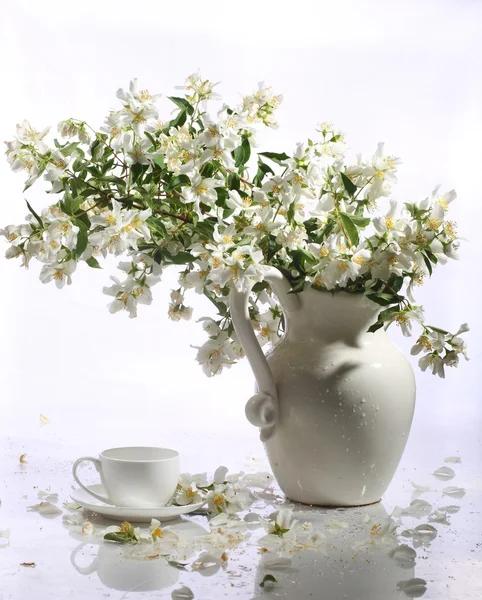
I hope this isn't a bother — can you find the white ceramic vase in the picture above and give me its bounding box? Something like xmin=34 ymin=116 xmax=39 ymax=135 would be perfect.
xmin=229 ymin=267 xmax=416 ymax=506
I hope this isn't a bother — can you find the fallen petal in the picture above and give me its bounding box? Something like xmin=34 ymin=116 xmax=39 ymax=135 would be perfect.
xmin=260 ymin=556 xmax=292 ymax=570
xmin=410 ymin=481 xmax=431 ymax=493
xmin=172 ymin=586 xmax=194 ymax=600
xmin=393 ymin=499 xmax=432 ymax=518
xmin=27 ymin=502 xmax=62 ymax=516
xmin=388 ymin=544 xmax=417 ymax=568
xmin=39 ymin=414 xmax=50 ymax=425
xmin=428 ymin=510 xmax=450 ymax=525
xmin=433 ymin=466 xmax=455 ymax=481
xmin=0 ymin=529 xmax=10 ymax=548
xmin=397 ymin=577 xmax=427 ymax=598
xmin=444 ymin=456 xmax=461 ymax=463
xmin=19 ymin=454 xmax=27 ymax=464
xmin=214 ymin=465 xmax=229 ymax=484
xmin=38 ymin=490 xmax=59 ymax=502
xmin=443 ymin=486 xmax=466 ymax=498
xmin=414 ymin=524 xmax=437 ymax=544
xmin=438 ymin=505 xmax=460 ymax=514
xmin=82 ymin=522 xmax=95 ymax=536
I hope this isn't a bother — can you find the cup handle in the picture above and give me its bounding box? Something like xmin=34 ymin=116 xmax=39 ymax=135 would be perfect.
xmin=70 ymin=543 xmax=98 ymax=575
xmin=72 ymin=456 xmax=110 ymax=504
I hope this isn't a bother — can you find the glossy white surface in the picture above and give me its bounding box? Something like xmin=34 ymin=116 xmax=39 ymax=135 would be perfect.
xmin=231 ymin=285 xmax=416 ymax=506
xmin=1 ymin=428 xmax=481 ymax=600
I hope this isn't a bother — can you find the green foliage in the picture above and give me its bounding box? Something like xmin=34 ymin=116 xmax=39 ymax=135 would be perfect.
xmin=258 ymin=151 xmax=290 ymax=165
xmin=339 ymin=212 xmax=359 ymax=246
xmin=341 ymin=172 xmax=357 ymax=196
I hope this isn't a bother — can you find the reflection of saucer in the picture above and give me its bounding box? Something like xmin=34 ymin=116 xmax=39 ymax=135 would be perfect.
xmin=71 ymin=484 xmax=205 ymax=522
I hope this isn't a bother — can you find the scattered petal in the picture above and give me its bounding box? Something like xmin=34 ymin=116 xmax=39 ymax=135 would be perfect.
xmin=438 ymin=505 xmax=460 ymax=514
xmin=0 ymin=529 xmax=11 ymax=548
xmin=443 ymin=486 xmax=466 ymax=499
xmin=413 ymin=524 xmax=437 ymax=546
xmin=19 ymin=454 xmax=27 ymax=464
xmin=428 ymin=510 xmax=450 ymax=525
xmin=444 ymin=456 xmax=461 ymax=463
xmin=63 ymin=501 xmax=83 ymax=511
xmin=20 ymin=562 xmax=36 ymax=568
xmin=27 ymin=502 xmax=62 ymax=516
xmin=433 ymin=466 xmax=455 ymax=480
xmin=410 ymin=481 xmax=431 ymax=493
xmin=397 ymin=577 xmax=427 ymax=598
xmin=82 ymin=522 xmax=95 ymax=536
xmin=172 ymin=585 xmax=194 ymax=600
xmin=388 ymin=544 xmax=417 ymax=568
xmin=39 ymin=414 xmax=50 ymax=426
xmin=214 ymin=465 xmax=229 ymax=484
xmin=191 ymin=552 xmax=221 ymax=574
xmin=244 ymin=512 xmax=262 ymax=523
xmin=37 ymin=490 xmax=59 ymax=503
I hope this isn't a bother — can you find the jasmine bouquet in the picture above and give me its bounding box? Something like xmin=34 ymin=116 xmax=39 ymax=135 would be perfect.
xmin=1 ymin=73 xmax=468 ymax=377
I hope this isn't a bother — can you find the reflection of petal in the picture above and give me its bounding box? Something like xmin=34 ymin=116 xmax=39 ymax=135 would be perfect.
xmin=433 ymin=466 xmax=455 ymax=480
xmin=393 ymin=499 xmax=432 ymax=518
xmin=443 ymin=486 xmax=466 ymax=499
xmin=428 ymin=510 xmax=450 ymax=525
xmin=260 ymin=556 xmax=293 ymax=570
xmin=38 ymin=490 xmax=59 ymax=502
xmin=410 ymin=482 xmax=431 ymax=500
xmin=0 ymin=529 xmax=10 ymax=548
xmin=171 ymin=586 xmax=194 ymax=600
xmin=397 ymin=577 xmax=427 ymax=598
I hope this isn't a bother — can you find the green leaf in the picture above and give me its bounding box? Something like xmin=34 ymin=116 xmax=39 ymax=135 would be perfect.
xmin=152 ymin=154 xmax=165 ymax=169
xmin=427 ymin=325 xmax=450 ymax=335
xmin=147 ymin=216 xmax=167 ymax=238
xmin=425 ymin=249 xmax=438 ymax=264
xmin=131 ymin=162 xmax=145 ymax=184
xmin=200 ymin=162 xmax=216 ymax=178
xmin=341 ymin=172 xmax=357 ymax=197
xmin=366 ymin=292 xmax=402 ymax=307
xmin=227 ymin=172 xmax=240 ymax=191
xmin=233 ymin=136 xmax=251 ymax=168
xmin=103 ymin=532 xmax=138 ymax=545
xmin=260 ymin=574 xmax=278 ymax=588
xmin=60 ymin=142 xmax=80 ymax=157
xmin=72 ymin=157 xmax=84 ymax=172
xmin=168 ymin=96 xmax=194 ymax=116
xmin=25 ymin=200 xmax=43 ymax=227
xmin=215 ymin=187 xmax=229 ymax=204
xmin=422 ymin=253 xmax=433 ymax=275
xmin=169 ymin=109 xmax=187 ymax=129
xmin=259 ymin=151 xmax=290 ymax=166
xmin=367 ymin=321 xmax=384 ymax=333
xmin=86 ymin=256 xmax=101 ymax=269
xmin=163 ymin=250 xmax=194 ymax=265
xmin=339 ymin=212 xmax=359 ymax=246
xmin=253 ymin=159 xmax=275 ymax=187
xmin=144 ymin=131 xmax=157 ymax=149
xmin=387 ymin=274 xmax=404 ymax=293
xmin=73 ymin=219 xmax=89 ymax=259
xmin=61 ymin=194 xmax=83 ymax=216
xmin=348 ymin=214 xmax=370 ymax=227
xmin=90 ymin=139 xmax=102 ymax=161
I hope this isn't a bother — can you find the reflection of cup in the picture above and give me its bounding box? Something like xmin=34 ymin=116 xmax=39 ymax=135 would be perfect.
xmin=255 ymin=503 xmax=417 ymax=600
xmin=70 ymin=521 xmax=207 ymax=593
xmin=71 ymin=542 xmax=179 ymax=592
xmin=72 ymin=447 xmax=180 ymax=508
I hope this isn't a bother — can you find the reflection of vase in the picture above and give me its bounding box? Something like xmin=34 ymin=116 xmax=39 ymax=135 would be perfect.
xmin=254 ymin=503 xmax=416 ymax=600
xmin=230 ymin=267 xmax=416 ymax=506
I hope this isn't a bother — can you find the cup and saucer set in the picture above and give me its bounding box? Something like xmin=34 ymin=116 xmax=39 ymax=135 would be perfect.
xmin=71 ymin=446 xmax=205 ymax=522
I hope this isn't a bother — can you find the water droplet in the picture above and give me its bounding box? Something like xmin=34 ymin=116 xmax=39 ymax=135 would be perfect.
xmin=361 ymin=398 xmax=367 ymax=404
xmin=361 ymin=412 xmax=366 ymax=418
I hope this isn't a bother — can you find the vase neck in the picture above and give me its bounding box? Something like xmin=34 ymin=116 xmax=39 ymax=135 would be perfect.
xmin=284 ymin=289 xmax=380 ymax=344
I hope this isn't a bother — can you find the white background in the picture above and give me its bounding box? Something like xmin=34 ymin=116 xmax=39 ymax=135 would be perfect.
xmin=0 ymin=0 xmax=481 ymax=474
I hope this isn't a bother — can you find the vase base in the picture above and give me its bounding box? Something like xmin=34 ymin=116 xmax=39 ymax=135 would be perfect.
xmin=285 ymin=496 xmax=382 ymax=509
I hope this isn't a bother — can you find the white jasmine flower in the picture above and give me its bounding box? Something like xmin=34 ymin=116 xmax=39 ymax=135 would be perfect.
xmin=39 ymin=259 xmax=76 ymax=289
xmin=182 ymin=174 xmax=218 ymax=206
xmin=16 ymin=120 xmax=50 ymax=153
xmin=123 ymin=131 xmax=152 ymax=164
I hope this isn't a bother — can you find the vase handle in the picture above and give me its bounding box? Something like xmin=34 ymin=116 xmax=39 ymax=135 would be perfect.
xmin=229 ymin=266 xmax=299 ymax=442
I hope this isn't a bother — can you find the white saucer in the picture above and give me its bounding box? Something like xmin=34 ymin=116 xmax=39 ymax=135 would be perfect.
xmin=71 ymin=484 xmax=205 ymax=523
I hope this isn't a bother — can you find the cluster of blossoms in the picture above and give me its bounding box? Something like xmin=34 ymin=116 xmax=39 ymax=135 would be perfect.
xmin=1 ymin=73 xmax=468 ymax=377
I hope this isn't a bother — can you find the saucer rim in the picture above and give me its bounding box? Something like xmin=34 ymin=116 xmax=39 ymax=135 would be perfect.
xmin=70 ymin=483 xmax=205 ymax=513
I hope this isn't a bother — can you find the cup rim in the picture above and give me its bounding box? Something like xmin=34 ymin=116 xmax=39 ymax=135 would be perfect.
xmin=100 ymin=446 xmax=179 ymax=463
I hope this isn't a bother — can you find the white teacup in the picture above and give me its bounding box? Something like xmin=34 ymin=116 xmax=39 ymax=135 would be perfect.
xmin=72 ymin=446 xmax=180 ymax=508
